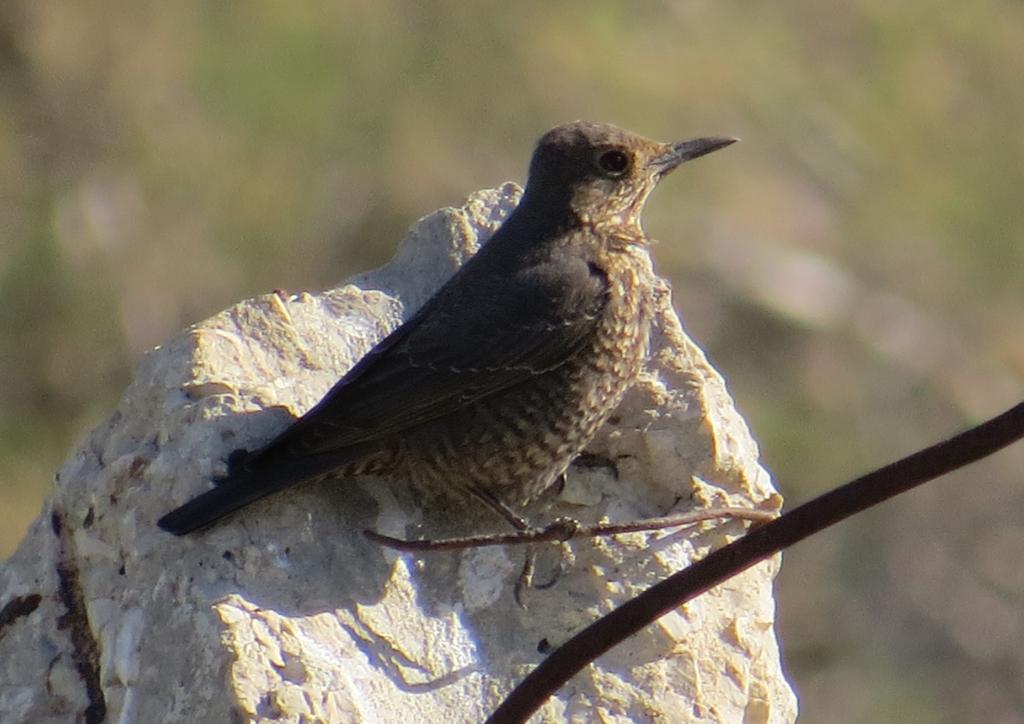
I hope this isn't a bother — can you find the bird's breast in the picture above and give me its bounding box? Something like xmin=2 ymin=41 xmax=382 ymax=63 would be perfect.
xmin=573 ymin=248 xmax=653 ymax=403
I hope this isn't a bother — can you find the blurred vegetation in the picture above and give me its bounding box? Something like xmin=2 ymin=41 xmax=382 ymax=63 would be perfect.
xmin=2 ymin=1 xmax=1023 ymax=721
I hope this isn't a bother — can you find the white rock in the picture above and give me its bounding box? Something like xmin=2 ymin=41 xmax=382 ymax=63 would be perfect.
xmin=0 ymin=185 xmax=796 ymax=723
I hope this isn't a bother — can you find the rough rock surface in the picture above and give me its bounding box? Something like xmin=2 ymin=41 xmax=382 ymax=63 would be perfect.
xmin=0 ymin=184 xmax=797 ymax=723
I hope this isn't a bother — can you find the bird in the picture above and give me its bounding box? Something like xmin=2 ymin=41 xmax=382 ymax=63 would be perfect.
xmin=157 ymin=121 xmax=736 ymax=536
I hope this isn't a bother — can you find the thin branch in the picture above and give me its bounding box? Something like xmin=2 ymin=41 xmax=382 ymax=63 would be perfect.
xmin=486 ymin=401 xmax=1024 ymax=724
xmin=364 ymin=506 xmax=774 ymax=552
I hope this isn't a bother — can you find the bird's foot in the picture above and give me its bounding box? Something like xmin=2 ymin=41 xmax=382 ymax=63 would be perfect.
xmin=514 ymin=541 xmax=573 ymax=608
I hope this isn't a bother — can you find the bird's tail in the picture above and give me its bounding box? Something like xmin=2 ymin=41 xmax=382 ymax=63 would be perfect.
xmin=158 ymin=474 xmax=275 ymax=536
xmin=157 ymin=451 xmax=349 ymax=536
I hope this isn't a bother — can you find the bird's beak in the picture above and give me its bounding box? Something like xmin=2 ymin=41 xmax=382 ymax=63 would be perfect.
xmin=652 ymin=136 xmax=739 ymax=175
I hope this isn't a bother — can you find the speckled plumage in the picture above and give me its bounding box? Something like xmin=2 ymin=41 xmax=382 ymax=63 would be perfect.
xmin=158 ymin=122 xmax=736 ymax=535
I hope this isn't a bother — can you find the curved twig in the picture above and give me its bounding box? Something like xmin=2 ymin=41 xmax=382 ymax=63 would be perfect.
xmin=487 ymin=401 xmax=1024 ymax=724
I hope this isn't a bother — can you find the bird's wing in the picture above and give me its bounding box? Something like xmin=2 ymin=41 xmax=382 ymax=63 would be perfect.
xmin=246 ymin=253 xmax=609 ymax=463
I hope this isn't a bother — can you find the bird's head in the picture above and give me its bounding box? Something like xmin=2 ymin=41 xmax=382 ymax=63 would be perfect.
xmin=522 ymin=121 xmax=737 ymax=237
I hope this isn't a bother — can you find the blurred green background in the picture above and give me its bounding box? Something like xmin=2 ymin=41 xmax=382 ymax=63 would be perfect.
xmin=2 ymin=1 xmax=1023 ymax=720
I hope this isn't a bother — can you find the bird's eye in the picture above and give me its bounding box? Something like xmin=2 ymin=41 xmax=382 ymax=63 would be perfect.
xmin=596 ymin=149 xmax=630 ymax=177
